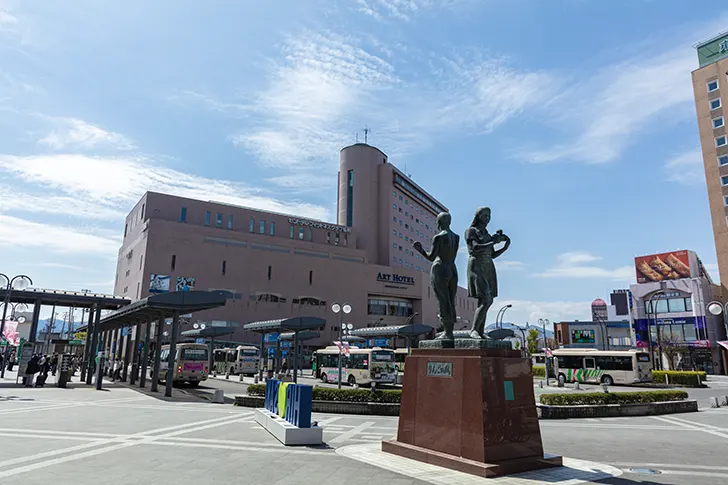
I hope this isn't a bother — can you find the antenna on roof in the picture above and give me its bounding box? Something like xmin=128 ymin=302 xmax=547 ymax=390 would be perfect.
xmin=363 ymin=126 xmax=370 ymax=144
xmin=355 ymin=132 xmax=359 ymax=143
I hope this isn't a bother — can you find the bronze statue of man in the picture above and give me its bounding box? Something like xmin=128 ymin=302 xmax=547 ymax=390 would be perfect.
xmin=465 ymin=207 xmax=511 ymax=339
xmin=413 ymin=212 xmax=459 ymax=342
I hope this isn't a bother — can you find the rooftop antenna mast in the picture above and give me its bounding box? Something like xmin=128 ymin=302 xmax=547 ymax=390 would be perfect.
xmin=355 ymin=132 xmax=359 ymax=143
xmin=363 ymin=126 xmax=370 ymax=144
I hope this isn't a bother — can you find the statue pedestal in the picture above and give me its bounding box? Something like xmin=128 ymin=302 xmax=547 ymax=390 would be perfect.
xmin=382 ymin=348 xmax=562 ymax=478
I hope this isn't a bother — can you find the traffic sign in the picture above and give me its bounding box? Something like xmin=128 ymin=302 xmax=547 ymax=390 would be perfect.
xmin=195 ymin=338 xmax=205 ymax=344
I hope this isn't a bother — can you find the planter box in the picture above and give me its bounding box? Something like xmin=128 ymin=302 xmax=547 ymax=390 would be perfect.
xmin=537 ymin=399 xmax=698 ymax=419
xmin=235 ymin=395 xmax=400 ymax=416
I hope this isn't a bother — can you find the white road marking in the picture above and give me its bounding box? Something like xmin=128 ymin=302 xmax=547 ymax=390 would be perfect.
xmin=329 ymin=421 xmax=375 ymax=444
xmin=0 ymin=412 xmax=252 ymax=473
xmin=658 ymin=414 xmax=728 ymax=432
xmin=0 ymin=403 xmax=82 ymax=416
xmin=657 ymin=470 xmax=728 ymax=478
xmin=652 ymin=416 xmax=728 ymax=441
xmin=613 ymin=462 xmax=728 ymax=471
xmin=317 ymin=416 xmax=342 ymax=426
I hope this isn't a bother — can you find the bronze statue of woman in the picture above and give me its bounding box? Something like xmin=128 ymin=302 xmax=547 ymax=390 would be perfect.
xmin=466 ymin=207 xmax=511 ymax=339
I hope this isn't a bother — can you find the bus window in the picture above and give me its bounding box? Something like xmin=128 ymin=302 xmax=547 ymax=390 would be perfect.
xmin=182 ymin=348 xmax=207 ymax=361
xmin=584 ymin=357 xmax=595 ymax=369
xmin=637 ymin=353 xmax=650 ymax=362
xmin=372 ymin=351 xmax=394 ymax=362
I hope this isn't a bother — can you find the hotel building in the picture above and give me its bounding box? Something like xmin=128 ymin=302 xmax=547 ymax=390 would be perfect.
xmin=114 ymin=143 xmax=476 ymax=346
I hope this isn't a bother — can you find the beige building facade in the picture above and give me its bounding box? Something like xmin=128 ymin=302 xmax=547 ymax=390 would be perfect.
xmin=114 ymin=143 xmax=476 ymax=346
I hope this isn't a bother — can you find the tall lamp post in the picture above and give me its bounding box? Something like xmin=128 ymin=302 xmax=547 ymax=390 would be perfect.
xmin=538 ymin=318 xmax=551 ymax=385
xmin=0 ymin=273 xmax=33 ymax=378
xmin=495 ymin=304 xmax=513 ymax=329
xmin=647 ymin=290 xmax=666 ymax=371
xmin=331 ymin=302 xmax=352 ymax=389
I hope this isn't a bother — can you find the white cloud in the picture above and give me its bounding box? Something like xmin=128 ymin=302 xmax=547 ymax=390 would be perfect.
xmin=0 ymin=214 xmax=119 ymax=256
xmin=665 ymin=148 xmax=705 ymax=186
xmin=497 ymin=260 xmax=527 ymax=271
xmin=0 ymin=153 xmax=330 ymax=221
xmin=226 ymin=30 xmax=553 ymax=182
xmin=536 ymin=251 xmax=633 ymax=281
xmin=0 ymin=184 xmax=126 ymax=220
xmin=355 ymin=0 xmax=475 ymax=22
xmin=38 ymin=118 xmax=135 ymax=150
xmin=34 ymin=262 xmax=84 ymax=270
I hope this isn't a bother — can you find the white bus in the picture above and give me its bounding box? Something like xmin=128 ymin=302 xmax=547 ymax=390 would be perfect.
xmin=213 ymin=346 xmax=260 ymax=376
xmin=553 ymin=349 xmax=652 ymax=386
xmin=313 ymin=346 xmax=397 ymax=386
xmin=155 ymin=343 xmax=209 ymax=387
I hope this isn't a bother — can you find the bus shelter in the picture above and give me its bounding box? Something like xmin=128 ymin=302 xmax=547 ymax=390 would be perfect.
xmin=180 ymin=326 xmax=236 ymax=377
xmin=94 ymin=291 xmax=227 ymax=397
xmin=242 ymin=317 xmax=326 ymax=383
xmin=278 ymin=330 xmax=320 ymax=376
xmin=348 ymin=323 xmax=434 ymax=351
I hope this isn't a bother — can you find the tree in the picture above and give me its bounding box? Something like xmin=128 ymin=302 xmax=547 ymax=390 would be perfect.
xmin=514 ymin=340 xmax=521 ymax=350
xmin=526 ymin=328 xmax=540 ymax=355
xmin=660 ymin=331 xmax=689 ymax=370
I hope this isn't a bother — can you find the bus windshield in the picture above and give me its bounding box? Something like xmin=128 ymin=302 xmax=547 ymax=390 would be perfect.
xmin=241 ymin=349 xmax=258 ymax=356
xmin=181 ymin=349 xmax=208 ymax=361
xmin=372 ymin=351 xmax=394 ymax=362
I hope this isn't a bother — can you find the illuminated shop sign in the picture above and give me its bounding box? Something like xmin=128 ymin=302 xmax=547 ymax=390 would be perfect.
xmin=377 ymin=272 xmax=415 ymax=285
xmin=288 ymin=218 xmax=350 ymax=233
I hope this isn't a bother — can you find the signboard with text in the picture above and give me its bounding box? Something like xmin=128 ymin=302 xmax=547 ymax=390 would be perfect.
xmin=571 ymin=329 xmax=595 ymax=344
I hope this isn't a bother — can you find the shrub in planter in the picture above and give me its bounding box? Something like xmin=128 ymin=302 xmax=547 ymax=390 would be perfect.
xmin=652 ymin=370 xmax=707 ymax=387
xmin=247 ymin=384 xmax=266 ymax=396
xmin=247 ymin=384 xmax=402 ymax=403
xmin=532 ymin=366 xmax=546 ymax=378
xmin=539 ymin=390 xmax=688 ymax=406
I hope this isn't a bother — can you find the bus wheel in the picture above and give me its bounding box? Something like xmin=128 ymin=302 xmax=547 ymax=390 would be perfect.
xmin=348 ymin=375 xmax=356 ymax=386
xmin=601 ymin=375 xmax=614 ymax=386
xmin=558 ymin=373 xmax=566 ymax=386
xmin=320 ymin=373 xmax=327 ymax=383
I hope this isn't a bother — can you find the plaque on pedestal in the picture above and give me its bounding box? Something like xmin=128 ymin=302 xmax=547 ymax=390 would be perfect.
xmin=382 ymin=347 xmax=562 ymax=478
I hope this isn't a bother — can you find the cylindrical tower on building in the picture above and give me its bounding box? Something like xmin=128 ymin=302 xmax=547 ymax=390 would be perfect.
xmin=338 ymin=143 xmax=389 ymax=265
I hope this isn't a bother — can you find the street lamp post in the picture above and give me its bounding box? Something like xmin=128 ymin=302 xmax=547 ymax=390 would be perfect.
xmin=648 ymin=291 xmax=666 ymax=371
xmin=331 ymin=302 xmax=352 ymax=389
xmin=0 ymin=273 xmax=33 ymax=378
xmin=538 ymin=318 xmax=551 ymax=385
xmin=495 ymin=304 xmax=512 ymax=329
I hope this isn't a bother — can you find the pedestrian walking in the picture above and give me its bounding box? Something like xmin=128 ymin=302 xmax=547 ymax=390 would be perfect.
xmin=112 ymin=359 xmax=122 ymax=382
xmin=25 ymin=354 xmax=39 ymax=387
xmin=51 ymin=353 xmax=59 ymax=376
xmin=35 ymin=355 xmax=50 ymax=387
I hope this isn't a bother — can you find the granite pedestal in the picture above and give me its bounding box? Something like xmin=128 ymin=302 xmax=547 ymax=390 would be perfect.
xmin=382 ymin=346 xmax=562 ymax=478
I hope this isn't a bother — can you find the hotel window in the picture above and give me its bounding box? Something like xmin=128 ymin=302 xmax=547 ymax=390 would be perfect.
xmin=393 ymin=256 xmax=397 ymax=263
xmin=334 ymin=233 xmax=340 ymax=246
xmin=393 ymin=243 xmax=397 ymax=248
xmin=346 ymin=169 xmax=354 ymax=227
xmin=309 ymin=270 xmax=313 ymax=285
xmin=393 ymin=230 xmax=397 ymax=236
xmin=299 ymin=227 xmax=305 ymax=240
xmin=399 ymin=233 xmax=402 ymax=238
xmin=205 ymin=211 xmax=211 ymax=226
xmin=399 ymin=258 xmax=403 ymax=264
xmin=259 ymin=220 xmax=266 ymax=234
xmin=708 ymin=80 xmax=719 ymax=92
xmin=399 ymin=195 xmax=403 ymax=201
xmin=716 ymin=135 xmax=727 ymax=148
xmin=270 ymin=221 xmax=275 ymax=236
xmin=723 ymin=195 xmax=728 ymax=206
xmin=249 ymin=217 xmax=255 ymax=232
xmin=399 ymin=245 xmax=402 ymax=251
xmin=399 ymin=220 xmax=403 ymax=226
xmin=714 ymin=116 xmax=725 ymax=129
xmin=180 ymin=207 xmax=187 ymax=222
xmin=405 ymin=223 xmax=409 ymax=229
xmin=171 ymin=254 xmax=176 ymax=271
xmin=307 ymin=228 xmax=313 ymax=241
xmin=399 ymin=208 xmax=402 ymax=213
xmin=222 ymin=260 xmax=226 ymax=275
xmin=393 ymin=190 xmax=397 ymax=197
xmin=344 ymin=234 xmax=348 ymax=247
xmin=405 ymin=262 xmax=409 ymax=267
xmin=405 ymin=211 xmax=408 ymax=217
xmin=393 ymin=217 xmax=397 ymax=222
xmin=720 ymin=155 xmax=728 ymax=166
xmin=405 ymin=249 xmax=409 ymax=255
xmin=227 ymin=215 xmax=234 ymax=230
xmin=216 ymin=213 xmax=223 ymax=227
xmin=393 ymin=203 xmax=397 ymax=209
xmin=405 ymin=236 xmax=409 ymax=242
xmin=268 ymin=265 xmax=272 ymax=280
xmin=327 ymin=232 xmax=331 ymax=244
xmin=722 ymin=175 xmax=728 ymax=186
xmin=711 ymin=98 xmax=722 ymax=110
xmin=289 ymin=225 xmax=294 ymax=238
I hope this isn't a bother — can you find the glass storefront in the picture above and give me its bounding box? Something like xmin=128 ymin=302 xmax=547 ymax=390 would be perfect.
xmin=368 ymin=298 xmax=413 ymax=317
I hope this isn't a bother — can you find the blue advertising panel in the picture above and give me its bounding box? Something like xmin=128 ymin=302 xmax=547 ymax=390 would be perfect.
xmin=264 ymin=333 xmax=280 ymax=343
xmin=373 ymin=338 xmax=390 ymax=347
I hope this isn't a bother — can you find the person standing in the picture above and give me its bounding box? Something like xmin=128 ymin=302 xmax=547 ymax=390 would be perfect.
xmin=25 ymin=354 xmax=39 ymax=387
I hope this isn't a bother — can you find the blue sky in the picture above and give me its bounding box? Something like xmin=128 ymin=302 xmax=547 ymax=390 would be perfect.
xmin=0 ymin=0 xmax=725 ymax=325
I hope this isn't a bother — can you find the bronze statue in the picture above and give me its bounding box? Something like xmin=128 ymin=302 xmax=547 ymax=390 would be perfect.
xmin=413 ymin=212 xmax=459 ymax=343
xmin=466 ymin=207 xmax=510 ymax=339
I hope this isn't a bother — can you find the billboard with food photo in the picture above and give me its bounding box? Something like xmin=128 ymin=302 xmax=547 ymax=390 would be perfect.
xmin=634 ymin=250 xmax=693 ymax=284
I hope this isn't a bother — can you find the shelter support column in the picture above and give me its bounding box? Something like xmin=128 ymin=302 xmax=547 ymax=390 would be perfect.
xmin=165 ymin=313 xmax=180 ymax=398
xmin=86 ymin=305 xmax=100 ymax=386
xmin=151 ymin=313 xmax=164 ymax=393
xmin=139 ymin=321 xmax=151 ymax=388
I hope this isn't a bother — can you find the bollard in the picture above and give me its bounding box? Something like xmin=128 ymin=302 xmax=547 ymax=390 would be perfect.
xmin=574 ymin=381 xmax=580 ymax=390
xmin=602 ymin=383 xmax=609 ymax=394
xmin=212 ymin=370 xmax=217 ymax=377
xmin=225 ymin=367 xmax=231 ymax=380
xmin=710 ymin=397 xmax=720 ymax=408
xmin=353 ymin=384 xmax=359 ymax=389
xmin=239 ymin=373 xmax=244 ymax=382
xmin=212 ymin=389 xmax=224 ymax=404
xmin=254 ymin=374 xmax=259 ymax=384
xmin=557 ymin=379 xmax=564 ymax=388
xmin=539 ymin=381 xmax=544 ymax=388
xmin=721 ymin=396 xmax=728 ymax=406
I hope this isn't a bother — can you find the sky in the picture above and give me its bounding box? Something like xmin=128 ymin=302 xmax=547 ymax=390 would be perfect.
xmin=0 ymin=0 xmax=725 ymax=325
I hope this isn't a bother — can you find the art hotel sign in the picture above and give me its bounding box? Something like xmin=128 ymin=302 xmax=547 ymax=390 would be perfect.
xmin=288 ymin=217 xmax=350 ymax=233
xmin=377 ymin=273 xmax=415 ymax=285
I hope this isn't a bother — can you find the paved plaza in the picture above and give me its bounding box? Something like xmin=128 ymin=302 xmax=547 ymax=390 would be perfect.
xmin=0 ymin=372 xmax=727 ymax=485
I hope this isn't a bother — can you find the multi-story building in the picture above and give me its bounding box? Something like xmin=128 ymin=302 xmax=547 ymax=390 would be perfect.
xmin=114 ymin=143 xmax=476 ymax=347
xmin=693 ymin=32 xmax=728 ymax=293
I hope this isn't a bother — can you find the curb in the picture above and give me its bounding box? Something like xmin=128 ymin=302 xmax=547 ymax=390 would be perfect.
xmin=536 ymin=399 xmax=698 ymax=419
